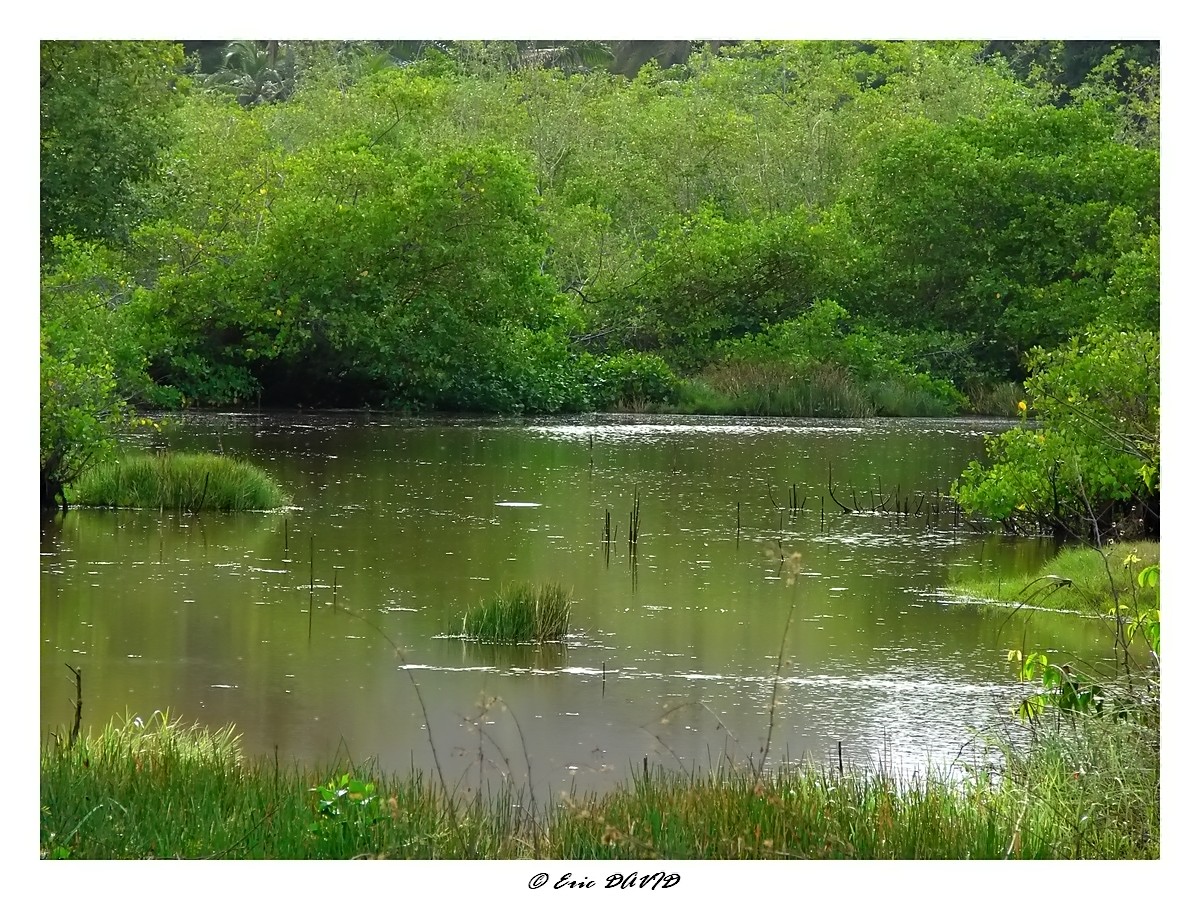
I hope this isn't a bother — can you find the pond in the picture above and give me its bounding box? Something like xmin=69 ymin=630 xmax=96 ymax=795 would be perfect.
xmin=40 ymin=412 xmax=1111 ymax=799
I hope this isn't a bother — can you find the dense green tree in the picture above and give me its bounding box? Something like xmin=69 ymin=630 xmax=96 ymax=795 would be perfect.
xmin=833 ymin=102 xmax=1158 ymax=378
xmin=40 ymin=42 xmax=184 ymax=508
xmin=40 ymin=41 xmax=186 ymax=251
xmin=40 ymin=238 xmax=151 ymax=508
xmin=596 ymin=207 xmax=819 ymax=369
xmin=40 ymin=40 xmax=1159 ymax=424
xmin=985 ymin=40 xmax=1158 ymax=107
xmin=1072 ymin=47 xmax=1159 ymax=149
xmin=127 ymin=72 xmax=564 ymax=409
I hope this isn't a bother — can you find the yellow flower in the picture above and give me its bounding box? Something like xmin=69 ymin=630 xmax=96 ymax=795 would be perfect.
xmin=1017 ymin=400 xmax=1027 ymax=413
xmin=275 ymin=308 xmax=282 ymax=316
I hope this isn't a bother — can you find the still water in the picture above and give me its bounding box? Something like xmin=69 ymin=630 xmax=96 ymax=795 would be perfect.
xmin=40 ymin=412 xmax=1107 ymax=798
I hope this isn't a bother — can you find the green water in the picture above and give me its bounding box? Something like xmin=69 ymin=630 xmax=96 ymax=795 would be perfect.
xmin=40 ymin=412 xmax=1106 ymax=797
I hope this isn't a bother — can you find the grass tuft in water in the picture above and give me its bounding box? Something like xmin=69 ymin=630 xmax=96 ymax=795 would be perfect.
xmin=71 ymin=452 xmax=287 ymax=511
xmin=461 ymin=581 xmax=572 ymax=643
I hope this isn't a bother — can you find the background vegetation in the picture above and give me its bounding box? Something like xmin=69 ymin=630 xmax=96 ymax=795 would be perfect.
xmin=40 ymin=39 xmax=1160 ymax=519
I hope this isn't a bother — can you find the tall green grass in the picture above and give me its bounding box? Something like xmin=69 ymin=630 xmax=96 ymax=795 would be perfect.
xmin=555 ymin=764 xmax=1048 ymax=860
xmin=41 ymin=709 xmax=1157 ymax=859
xmin=681 ymin=361 xmax=875 ymax=417
xmin=966 ymin=380 xmax=1027 ymax=417
xmin=41 ymin=711 xmax=469 ymax=860
xmin=991 ymin=708 xmax=1159 ymax=859
xmin=678 ymin=361 xmax=962 ymax=418
xmin=71 ymin=452 xmax=287 ymax=511
xmin=460 ymin=581 xmax=572 ymax=643
xmin=867 ymin=378 xmax=961 ymax=417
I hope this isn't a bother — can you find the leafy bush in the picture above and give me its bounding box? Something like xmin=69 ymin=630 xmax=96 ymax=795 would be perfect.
xmin=718 ymin=298 xmax=854 ymax=366
xmin=953 ymin=325 xmax=1158 ymax=538
xmin=130 ymin=89 xmax=562 ymax=410
xmin=40 ymin=345 xmax=124 ymax=509
xmin=456 ymin=328 xmax=592 ymax=414
xmin=867 ymin=373 xmax=965 ymax=417
xmin=709 ymin=301 xmax=965 ymax=416
xmin=605 ymin=207 xmax=818 ymax=370
xmin=40 ymin=237 xmax=152 ymax=508
xmin=585 ymin=351 xmax=681 ymax=410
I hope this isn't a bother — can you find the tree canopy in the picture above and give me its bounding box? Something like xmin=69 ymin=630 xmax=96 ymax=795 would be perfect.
xmin=40 ymin=39 xmax=1159 ymax=520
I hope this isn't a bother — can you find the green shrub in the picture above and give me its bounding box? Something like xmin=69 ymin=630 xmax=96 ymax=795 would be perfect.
xmin=869 ymin=372 xmax=966 ymax=417
xmin=505 ymin=330 xmax=594 ymax=413
xmin=953 ymin=325 xmax=1158 ymax=538
xmin=586 ymin=351 xmax=681 ymax=410
xmin=714 ymin=301 xmax=966 ymax=416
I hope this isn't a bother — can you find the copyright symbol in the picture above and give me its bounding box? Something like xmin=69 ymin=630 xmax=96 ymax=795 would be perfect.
xmin=529 ymin=873 xmax=549 ymax=889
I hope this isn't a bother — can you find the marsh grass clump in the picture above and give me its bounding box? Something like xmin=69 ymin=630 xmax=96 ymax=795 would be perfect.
xmin=679 ymin=360 xmax=964 ymax=419
xmin=990 ymin=709 xmax=1159 ymax=859
xmin=461 ymin=581 xmax=572 ymax=643
xmin=71 ymin=452 xmax=287 ymax=511
xmin=42 ymin=710 xmax=244 ymax=858
xmin=561 ymin=719 xmax=1158 ymax=860
xmin=60 ymin=709 xmax=242 ymax=770
xmin=682 ymin=361 xmax=876 ymax=418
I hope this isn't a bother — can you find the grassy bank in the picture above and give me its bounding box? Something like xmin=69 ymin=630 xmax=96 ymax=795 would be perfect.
xmin=672 ymin=361 xmax=964 ymax=418
xmin=460 ymin=581 xmax=572 ymax=643
xmin=70 ymin=452 xmax=287 ymax=511
xmin=949 ymin=540 xmax=1160 ymax=616
xmin=964 ymin=380 xmax=1027 ymax=417
xmin=41 ymin=709 xmax=1157 ymax=859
